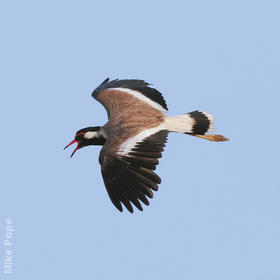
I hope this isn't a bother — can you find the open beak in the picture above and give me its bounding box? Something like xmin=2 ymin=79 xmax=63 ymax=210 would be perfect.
xmin=64 ymin=139 xmax=80 ymax=158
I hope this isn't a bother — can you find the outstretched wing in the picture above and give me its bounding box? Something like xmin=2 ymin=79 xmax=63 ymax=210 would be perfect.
xmin=91 ymin=78 xmax=168 ymax=119
xmin=99 ymin=128 xmax=168 ymax=213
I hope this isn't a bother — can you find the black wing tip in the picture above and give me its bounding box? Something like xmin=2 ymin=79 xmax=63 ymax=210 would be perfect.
xmin=93 ymin=77 xmax=149 ymax=94
xmin=114 ymin=202 xmax=123 ymax=212
xmin=112 ymin=195 xmax=150 ymax=213
xmin=114 ymin=204 xmax=144 ymax=213
xmin=92 ymin=77 xmax=110 ymax=98
xmin=101 ymin=77 xmax=110 ymax=84
xmin=120 ymin=202 xmax=144 ymax=213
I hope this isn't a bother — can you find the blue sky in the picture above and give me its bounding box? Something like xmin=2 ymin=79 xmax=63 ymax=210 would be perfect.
xmin=1 ymin=0 xmax=280 ymax=279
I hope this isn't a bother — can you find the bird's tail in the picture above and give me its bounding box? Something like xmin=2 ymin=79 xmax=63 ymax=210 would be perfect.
xmin=164 ymin=110 xmax=229 ymax=142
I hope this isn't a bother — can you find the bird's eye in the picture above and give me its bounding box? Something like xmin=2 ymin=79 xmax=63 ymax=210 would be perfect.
xmin=76 ymin=132 xmax=85 ymax=138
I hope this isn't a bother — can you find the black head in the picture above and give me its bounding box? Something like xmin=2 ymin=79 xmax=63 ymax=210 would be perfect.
xmin=64 ymin=126 xmax=106 ymax=158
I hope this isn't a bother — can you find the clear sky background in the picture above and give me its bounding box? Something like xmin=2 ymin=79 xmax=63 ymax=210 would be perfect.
xmin=1 ymin=1 xmax=280 ymax=279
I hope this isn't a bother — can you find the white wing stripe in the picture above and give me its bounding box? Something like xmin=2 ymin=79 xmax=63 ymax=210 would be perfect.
xmin=107 ymin=87 xmax=167 ymax=113
xmin=117 ymin=125 xmax=166 ymax=156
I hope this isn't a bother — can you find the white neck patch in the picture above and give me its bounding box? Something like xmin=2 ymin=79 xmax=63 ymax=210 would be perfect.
xmin=107 ymin=87 xmax=167 ymax=113
xmin=84 ymin=131 xmax=99 ymax=139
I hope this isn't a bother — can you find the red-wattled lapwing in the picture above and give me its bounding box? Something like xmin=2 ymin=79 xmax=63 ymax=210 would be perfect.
xmin=64 ymin=78 xmax=228 ymax=213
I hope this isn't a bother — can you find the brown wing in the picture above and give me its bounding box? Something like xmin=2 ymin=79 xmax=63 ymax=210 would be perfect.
xmin=91 ymin=78 xmax=168 ymax=120
xmin=99 ymin=129 xmax=168 ymax=213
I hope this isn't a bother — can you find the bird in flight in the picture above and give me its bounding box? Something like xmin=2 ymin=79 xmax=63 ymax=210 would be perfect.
xmin=64 ymin=78 xmax=228 ymax=213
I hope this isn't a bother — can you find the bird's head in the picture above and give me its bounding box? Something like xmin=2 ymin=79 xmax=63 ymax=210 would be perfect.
xmin=64 ymin=126 xmax=106 ymax=158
